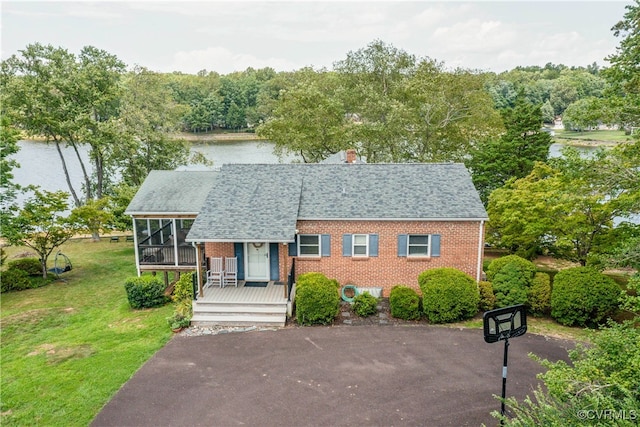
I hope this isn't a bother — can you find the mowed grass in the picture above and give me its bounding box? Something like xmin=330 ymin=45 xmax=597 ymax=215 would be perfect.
xmin=553 ymin=129 xmax=634 ymax=144
xmin=1 ymin=239 xmax=174 ymax=426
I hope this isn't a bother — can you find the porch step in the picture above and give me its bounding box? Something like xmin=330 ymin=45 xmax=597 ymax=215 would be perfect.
xmin=191 ymin=301 xmax=287 ymax=327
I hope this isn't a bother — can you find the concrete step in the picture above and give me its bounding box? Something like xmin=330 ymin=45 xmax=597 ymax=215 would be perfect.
xmin=191 ymin=313 xmax=286 ymax=327
xmin=192 ymin=300 xmax=287 ymax=327
xmin=194 ymin=305 xmax=287 ymax=314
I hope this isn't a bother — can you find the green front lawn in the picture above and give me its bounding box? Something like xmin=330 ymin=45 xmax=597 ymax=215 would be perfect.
xmin=553 ymin=129 xmax=634 ymax=144
xmin=1 ymin=239 xmax=174 ymax=426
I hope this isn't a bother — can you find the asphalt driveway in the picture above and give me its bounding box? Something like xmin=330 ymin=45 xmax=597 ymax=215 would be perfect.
xmin=91 ymin=325 xmax=574 ymax=427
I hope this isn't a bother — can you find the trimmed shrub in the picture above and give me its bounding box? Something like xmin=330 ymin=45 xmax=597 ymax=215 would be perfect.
xmin=478 ymin=281 xmax=496 ymax=312
xmin=486 ymin=255 xmax=536 ymax=283
xmin=419 ymin=268 xmax=479 ymax=324
xmin=492 ymin=263 xmax=530 ymax=308
xmin=7 ymin=258 xmax=42 ymax=276
xmin=1 ymin=269 xmax=31 ymax=293
xmin=528 ymin=272 xmax=551 ymax=316
xmin=295 ymin=272 xmax=340 ymax=325
xmin=124 ymin=276 xmax=169 ymax=309
xmin=389 ymin=285 xmax=421 ymax=320
xmin=551 ymin=267 xmax=620 ymax=326
xmin=352 ymin=292 xmax=378 ymax=317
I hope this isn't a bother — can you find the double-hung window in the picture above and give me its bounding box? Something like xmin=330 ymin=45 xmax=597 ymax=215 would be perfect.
xmin=342 ymin=234 xmax=378 ymax=257
xmin=408 ymin=235 xmax=429 ymax=256
xmin=352 ymin=234 xmax=369 ymax=257
xmin=398 ymin=234 xmax=441 ymax=257
xmin=298 ymin=234 xmax=320 ymax=257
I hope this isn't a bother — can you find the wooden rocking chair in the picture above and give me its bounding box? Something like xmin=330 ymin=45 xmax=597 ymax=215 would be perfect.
xmin=206 ymin=257 xmax=223 ymax=288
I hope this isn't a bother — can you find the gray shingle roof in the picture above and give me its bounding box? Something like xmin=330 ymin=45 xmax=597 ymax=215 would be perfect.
xmin=186 ymin=163 xmax=487 ymax=242
xmin=125 ymin=170 xmax=218 ymax=215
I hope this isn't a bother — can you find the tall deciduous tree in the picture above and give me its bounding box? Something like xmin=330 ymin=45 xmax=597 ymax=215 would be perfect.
xmin=0 ymin=43 xmax=126 ymax=208
xmin=487 ymin=145 xmax=640 ymax=264
xmin=115 ymin=66 xmax=193 ymax=187
xmin=604 ymin=0 xmax=640 ymax=130
xmin=0 ymin=115 xmax=22 ymax=214
xmin=468 ymin=93 xmax=551 ymax=204
xmin=257 ymin=68 xmax=349 ymax=162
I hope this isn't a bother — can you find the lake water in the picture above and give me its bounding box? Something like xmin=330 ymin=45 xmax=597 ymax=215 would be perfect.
xmin=10 ymin=140 xmax=637 ymax=225
xmin=11 ymin=140 xmax=591 ymax=196
xmin=11 ymin=139 xmax=294 ymax=205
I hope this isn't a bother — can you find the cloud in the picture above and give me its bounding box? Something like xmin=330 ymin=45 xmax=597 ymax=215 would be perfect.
xmin=169 ymin=46 xmax=302 ymax=74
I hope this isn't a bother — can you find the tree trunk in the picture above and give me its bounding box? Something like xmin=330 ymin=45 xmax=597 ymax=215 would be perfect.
xmin=54 ymin=139 xmax=82 ymax=207
xmin=70 ymin=141 xmax=93 ymax=203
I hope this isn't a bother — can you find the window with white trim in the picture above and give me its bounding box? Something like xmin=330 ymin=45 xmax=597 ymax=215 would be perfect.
xmin=408 ymin=235 xmax=430 ymax=256
xmin=352 ymin=234 xmax=369 ymax=257
xmin=298 ymin=234 xmax=320 ymax=256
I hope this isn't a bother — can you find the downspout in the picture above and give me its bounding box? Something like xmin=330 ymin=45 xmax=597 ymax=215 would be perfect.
xmin=283 ymin=243 xmax=288 ymax=299
xmin=172 ymin=219 xmax=179 ymax=267
xmin=132 ymin=218 xmax=141 ymax=277
xmin=476 ymin=220 xmax=485 ymax=283
xmin=192 ymin=242 xmax=203 ymax=298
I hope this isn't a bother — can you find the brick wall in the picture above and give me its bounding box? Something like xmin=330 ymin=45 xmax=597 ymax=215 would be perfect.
xmin=289 ymin=220 xmax=484 ymax=296
xmin=203 ymin=220 xmax=485 ymax=297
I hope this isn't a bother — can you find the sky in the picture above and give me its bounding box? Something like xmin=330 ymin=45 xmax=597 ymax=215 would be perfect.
xmin=0 ymin=1 xmax=630 ymax=75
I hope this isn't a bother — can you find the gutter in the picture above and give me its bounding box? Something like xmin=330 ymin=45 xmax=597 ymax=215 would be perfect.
xmin=476 ymin=220 xmax=485 ymax=283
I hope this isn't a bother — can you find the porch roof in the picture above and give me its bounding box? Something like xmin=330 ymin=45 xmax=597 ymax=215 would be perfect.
xmin=125 ymin=170 xmax=218 ymax=215
xmin=187 ymin=167 xmax=302 ymax=242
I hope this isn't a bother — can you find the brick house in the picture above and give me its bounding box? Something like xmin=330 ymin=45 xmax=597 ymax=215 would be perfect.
xmin=126 ymin=161 xmax=487 ymax=326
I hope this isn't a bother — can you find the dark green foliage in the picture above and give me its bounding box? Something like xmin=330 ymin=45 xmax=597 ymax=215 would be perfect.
xmin=295 ymin=272 xmax=340 ymax=325
xmin=389 ymin=285 xmax=421 ymax=320
xmin=352 ymin=291 xmax=378 ymax=317
xmin=467 ymin=92 xmax=552 ymax=204
xmin=486 ymin=255 xmax=537 ymax=282
xmin=528 ymin=272 xmax=551 ymax=316
xmin=124 ymin=276 xmax=169 ymax=309
xmin=551 ymin=267 xmax=620 ymax=326
xmin=418 ymin=268 xmax=479 ymax=324
xmin=1 ymin=269 xmax=31 ymax=293
xmin=7 ymin=258 xmax=42 ymax=276
xmin=497 ymin=320 xmax=640 ymax=425
xmin=478 ymin=281 xmax=496 ymax=311
xmin=493 ymin=263 xmax=530 ymax=308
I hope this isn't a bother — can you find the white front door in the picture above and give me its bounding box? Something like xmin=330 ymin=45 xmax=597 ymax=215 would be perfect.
xmin=245 ymin=243 xmax=270 ymax=281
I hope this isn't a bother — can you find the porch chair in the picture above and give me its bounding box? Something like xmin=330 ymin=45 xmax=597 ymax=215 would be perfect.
xmin=223 ymin=257 xmax=238 ymax=288
xmin=206 ymin=257 xmax=224 ymax=288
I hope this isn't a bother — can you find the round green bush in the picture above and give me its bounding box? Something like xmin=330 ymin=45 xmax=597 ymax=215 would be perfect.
xmin=295 ymin=272 xmax=340 ymax=325
xmin=492 ymin=263 xmax=530 ymax=308
xmin=486 ymin=255 xmax=536 ymax=283
xmin=1 ymin=269 xmax=31 ymax=293
xmin=528 ymin=272 xmax=551 ymax=316
xmin=7 ymin=258 xmax=42 ymax=276
xmin=418 ymin=268 xmax=479 ymax=324
xmin=551 ymin=267 xmax=620 ymax=326
xmin=124 ymin=275 xmax=169 ymax=309
xmin=352 ymin=291 xmax=378 ymax=317
xmin=478 ymin=281 xmax=496 ymax=312
xmin=389 ymin=285 xmax=421 ymax=320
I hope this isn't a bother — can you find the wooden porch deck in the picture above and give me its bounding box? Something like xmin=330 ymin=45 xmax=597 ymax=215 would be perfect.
xmin=192 ymin=281 xmax=290 ymax=327
xmin=197 ymin=280 xmax=288 ymax=303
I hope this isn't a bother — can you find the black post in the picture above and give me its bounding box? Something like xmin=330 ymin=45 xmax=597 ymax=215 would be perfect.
xmin=500 ymin=338 xmax=510 ymax=425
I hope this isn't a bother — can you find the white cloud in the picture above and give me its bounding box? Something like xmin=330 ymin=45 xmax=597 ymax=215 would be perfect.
xmin=169 ymin=46 xmax=302 ymax=74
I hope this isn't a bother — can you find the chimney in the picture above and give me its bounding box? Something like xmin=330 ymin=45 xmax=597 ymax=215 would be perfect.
xmin=346 ymin=149 xmax=357 ymax=164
